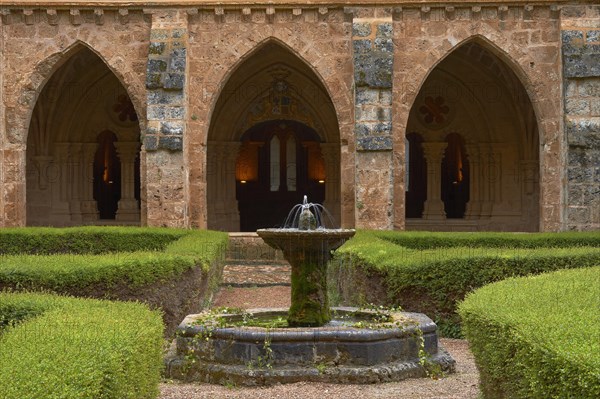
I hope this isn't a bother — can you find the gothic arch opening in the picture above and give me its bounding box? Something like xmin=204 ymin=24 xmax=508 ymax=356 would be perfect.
xmin=405 ymin=40 xmax=540 ymax=231
xmin=26 ymin=46 xmax=141 ymax=226
xmin=207 ymin=41 xmax=341 ymax=231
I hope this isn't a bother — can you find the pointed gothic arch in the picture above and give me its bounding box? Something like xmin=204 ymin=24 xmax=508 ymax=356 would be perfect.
xmin=26 ymin=45 xmax=141 ymax=226
xmin=404 ymin=39 xmax=540 ymax=231
xmin=205 ymin=40 xmax=341 ymax=231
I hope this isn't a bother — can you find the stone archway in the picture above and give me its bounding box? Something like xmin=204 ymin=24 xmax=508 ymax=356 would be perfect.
xmin=404 ymin=41 xmax=540 ymax=231
xmin=26 ymin=46 xmax=141 ymax=226
xmin=206 ymin=42 xmax=341 ymax=232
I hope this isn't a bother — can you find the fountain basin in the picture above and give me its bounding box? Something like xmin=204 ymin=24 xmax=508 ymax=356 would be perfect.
xmin=165 ymin=307 xmax=456 ymax=385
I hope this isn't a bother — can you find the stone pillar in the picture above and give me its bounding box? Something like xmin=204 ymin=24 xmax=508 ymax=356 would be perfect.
xmin=68 ymin=143 xmax=83 ymax=222
xmin=115 ymin=142 xmax=140 ymax=222
xmin=479 ymin=145 xmax=495 ymax=219
xmin=321 ymin=143 xmax=341 ymax=226
xmin=143 ymin=9 xmax=189 ymax=227
xmin=465 ymin=144 xmax=481 ymax=219
xmin=562 ymin=23 xmax=600 ymax=231
xmin=80 ymin=143 xmax=99 ymax=222
xmin=51 ymin=143 xmax=71 ymax=219
xmin=352 ymin=13 xmax=394 ymax=229
xmin=422 ymin=142 xmax=447 ymax=220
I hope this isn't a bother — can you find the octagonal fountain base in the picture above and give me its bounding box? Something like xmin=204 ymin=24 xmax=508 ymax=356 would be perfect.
xmin=164 ymin=307 xmax=455 ymax=386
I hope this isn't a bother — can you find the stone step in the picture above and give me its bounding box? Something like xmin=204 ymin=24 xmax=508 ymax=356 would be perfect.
xmin=221 ymin=264 xmax=291 ymax=287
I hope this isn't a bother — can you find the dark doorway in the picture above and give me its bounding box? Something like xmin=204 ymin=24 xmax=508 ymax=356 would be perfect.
xmin=441 ymin=133 xmax=469 ymax=218
xmin=94 ymin=131 xmax=121 ymax=219
xmin=237 ymin=120 xmax=325 ymax=231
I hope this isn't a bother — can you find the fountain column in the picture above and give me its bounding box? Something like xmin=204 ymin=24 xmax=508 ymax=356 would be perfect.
xmin=258 ymin=226 xmax=354 ymax=327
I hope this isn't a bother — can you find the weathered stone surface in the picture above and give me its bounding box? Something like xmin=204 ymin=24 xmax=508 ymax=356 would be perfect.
xmin=357 ymin=136 xmax=393 ymax=151
xmin=352 ymin=22 xmax=371 ymax=37
xmin=566 ymin=117 xmax=600 ymax=147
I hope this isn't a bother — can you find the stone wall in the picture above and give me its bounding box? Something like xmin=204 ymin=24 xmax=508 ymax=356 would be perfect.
xmin=0 ymin=8 xmax=150 ymax=227
xmin=562 ymin=4 xmax=600 ymax=230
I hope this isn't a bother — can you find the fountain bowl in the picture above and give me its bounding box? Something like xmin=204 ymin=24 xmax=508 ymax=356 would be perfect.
xmin=165 ymin=307 xmax=456 ymax=385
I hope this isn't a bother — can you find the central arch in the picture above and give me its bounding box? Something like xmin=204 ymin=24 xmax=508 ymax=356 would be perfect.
xmin=206 ymin=41 xmax=341 ymax=231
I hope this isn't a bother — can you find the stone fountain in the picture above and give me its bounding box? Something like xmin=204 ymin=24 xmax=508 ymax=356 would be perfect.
xmin=165 ymin=197 xmax=455 ymax=385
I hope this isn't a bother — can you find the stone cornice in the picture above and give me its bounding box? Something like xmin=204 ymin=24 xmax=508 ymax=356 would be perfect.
xmin=0 ymin=0 xmax=578 ymax=8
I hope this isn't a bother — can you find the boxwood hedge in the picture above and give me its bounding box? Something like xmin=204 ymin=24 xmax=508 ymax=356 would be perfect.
xmin=330 ymin=231 xmax=600 ymax=337
xmin=458 ymin=267 xmax=600 ymax=398
xmin=0 ymin=292 xmax=164 ymax=399
xmin=0 ymin=228 xmax=228 ymax=292
xmin=0 ymin=226 xmax=187 ymax=255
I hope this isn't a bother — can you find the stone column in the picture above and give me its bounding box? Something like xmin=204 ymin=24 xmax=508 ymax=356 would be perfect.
xmin=479 ymin=144 xmax=495 ymax=218
xmin=80 ymin=143 xmax=99 ymax=222
xmin=422 ymin=142 xmax=447 ymax=220
xmin=115 ymin=142 xmax=140 ymax=222
xmin=320 ymin=143 xmax=341 ymax=226
xmin=465 ymin=144 xmax=481 ymax=219
xmin=68 ymin=143 xmax=83 ymax=222
xmin=51 ymin=143 xmax=71 ymax=220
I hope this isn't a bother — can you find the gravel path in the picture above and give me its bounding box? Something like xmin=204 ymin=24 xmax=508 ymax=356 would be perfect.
xmin=160 ymin=285 xmax=481 ymax=398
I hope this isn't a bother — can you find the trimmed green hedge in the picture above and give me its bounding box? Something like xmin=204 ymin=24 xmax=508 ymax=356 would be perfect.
xmin=331 ymin=231 xmax=600 ymax=337
xmin=375 ymin=230 xmax=600 ymax=250
xmin=0 ymin=226 xmax=187 ymax=255
xmin=0 ymin=229 xmax=228 ymax=292
xmin=458 ymin=267 xmax=600 ymax=398
xmin=0 ymin=292 xmax=164 ymax=399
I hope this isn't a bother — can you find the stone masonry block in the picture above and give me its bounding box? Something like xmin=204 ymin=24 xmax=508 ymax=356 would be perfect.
xmin=146 ymin=73 xmax=163 ymax=90
xmin=147 ymin=105 xmax=167 ymax=120
xmin=376 ymin=23 xmax=392 ymax=38
xmin=170 ymin=57 xmax=186 ymax=73
xmin=164 ymin=73 xmax=185 ymax=90
xmin=149 ymin=42 xmax=167 ymax=55
xmin=374 ymin=38 xmax=393 ymax=53
xmin=352 ymin=22 xmax=371 ymax=37
xmin=566 ymin=117 xmax=600 ymax=147
xmin=353 ymin=40 xmax=372 ymax=54
xmin=356 ymin=88 xmax=380 ymax=104
xmin=150 ymin=29 xmax=170 ymax=40
xmin=159 ymin=136 xmax=183 ymax=151
xmin=147 ymin=91 xmax=184 ymax=105
xmin=356 ymin=135 xmax=393 ymax=151
xmin=578 ymin=79 xmax=600 ymax=97
xmin=144 ymin=135 xmax=158 ymax=151
xmin=160 ymin=121 xmax=184 ymax=136
xmin=565 ymin=98 xmax=590 ymax=115
xmin=588 ymin=31 xmax=600 ymax=43
xmin=148 ymin=59 xmax=168 ymax=73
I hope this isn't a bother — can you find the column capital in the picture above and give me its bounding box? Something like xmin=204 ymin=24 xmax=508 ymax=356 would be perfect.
xmin=114 ymin=142 xmax=140 ymax=161
xmin=421 ymin=142 xmax=447 ymax=161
